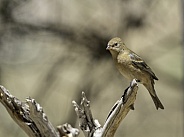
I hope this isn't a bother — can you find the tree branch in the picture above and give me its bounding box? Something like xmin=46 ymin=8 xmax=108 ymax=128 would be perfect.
xmin=73 ymin=79 xmax=138 ymax=137
xmin=0 ymin=79 xmax=138 ymax=137
xmin=0 ymin=85 xmax=79 ymax=137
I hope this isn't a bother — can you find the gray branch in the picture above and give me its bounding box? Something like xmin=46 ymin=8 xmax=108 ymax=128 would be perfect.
xmin=0 ymin=85 xmax=79 ymax=137
xmin=73 ymin=79 xmax=138 ymax=137
xmin=0 ymin=79 xmax=138 ymax=137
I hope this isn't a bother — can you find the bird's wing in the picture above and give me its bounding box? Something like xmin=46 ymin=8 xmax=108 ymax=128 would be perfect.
xmin=129 ymin=52 xmax=158 ymax=80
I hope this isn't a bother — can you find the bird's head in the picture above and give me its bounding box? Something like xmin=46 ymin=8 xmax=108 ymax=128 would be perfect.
xmin=106 ymin=37 xmax=126 ymax=53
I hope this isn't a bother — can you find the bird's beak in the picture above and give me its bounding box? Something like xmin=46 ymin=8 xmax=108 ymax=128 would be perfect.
xmin=106 ymin=45 xmax=111 ymax=50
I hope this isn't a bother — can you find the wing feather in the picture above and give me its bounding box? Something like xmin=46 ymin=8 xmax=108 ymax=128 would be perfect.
xmin=129 ymin=53 xmax=158 ymax=80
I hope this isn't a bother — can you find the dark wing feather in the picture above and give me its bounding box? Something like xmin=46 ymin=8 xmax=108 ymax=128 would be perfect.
xmin=129 ymin=52 xmax=158 ymax=80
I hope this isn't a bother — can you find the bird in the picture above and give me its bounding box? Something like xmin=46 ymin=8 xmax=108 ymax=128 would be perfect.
xmin=106 ymin=37 xmax=164 ymax=109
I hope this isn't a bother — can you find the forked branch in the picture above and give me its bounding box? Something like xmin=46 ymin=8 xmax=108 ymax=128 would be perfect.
xmin=73 ymin=79 xmax=138 ymax=137
xmin=0 ymin=79 xmax=138 ymax=137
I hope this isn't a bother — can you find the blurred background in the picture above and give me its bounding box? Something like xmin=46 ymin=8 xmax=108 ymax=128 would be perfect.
xmin=0 ymin=0 xmax=183 ymax=137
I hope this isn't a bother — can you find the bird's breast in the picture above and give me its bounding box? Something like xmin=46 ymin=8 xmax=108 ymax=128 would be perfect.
xmin=115 ymin=61 xmax=133 ymax=80
xmin=115 ymin=60 xmax=148 ymax=83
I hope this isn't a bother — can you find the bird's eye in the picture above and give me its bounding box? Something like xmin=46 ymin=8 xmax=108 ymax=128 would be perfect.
xmin=114 ymin=43 xmax=118 ymax=47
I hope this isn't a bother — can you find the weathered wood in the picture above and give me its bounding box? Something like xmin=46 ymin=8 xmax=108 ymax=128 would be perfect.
xmin=73 ymin=79 xmax=138 ymax=137
xmin=0 ymin=79 xmax=138 ymax=137
xmin=101 ymin=79 xmax=138 ymax=137
xmin=0 ymin=85 xmax=79 ymax=137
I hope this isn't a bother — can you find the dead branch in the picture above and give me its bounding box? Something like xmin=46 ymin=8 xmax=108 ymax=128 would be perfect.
xmin=0 ymin=85 xmax=79 ymax=137
xmin=0 ymin=79 xmax=138 ymax=137
xmin=72 ymin=79 xmax=138 ymax=137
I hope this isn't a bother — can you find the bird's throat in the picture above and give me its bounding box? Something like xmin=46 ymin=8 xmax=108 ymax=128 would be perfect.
xmin=109 ymin=50 xmax=119 ymax=60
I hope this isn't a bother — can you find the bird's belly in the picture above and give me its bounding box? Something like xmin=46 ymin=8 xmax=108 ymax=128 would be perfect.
xmin=116 ymin=63 xmax=133 ymax=79
xmin=116 ymin=63 xmax=146 ymax=83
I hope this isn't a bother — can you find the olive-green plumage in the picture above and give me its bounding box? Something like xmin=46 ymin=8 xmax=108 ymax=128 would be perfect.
xmin=107 ymin=37 xmax=164 ymax=109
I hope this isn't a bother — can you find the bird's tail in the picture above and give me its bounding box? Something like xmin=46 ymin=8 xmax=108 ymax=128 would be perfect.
xmin=150 ymin=93 xmax=164 ymax=110
xmin=144 ymin=83 xmax=164 ymax=110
